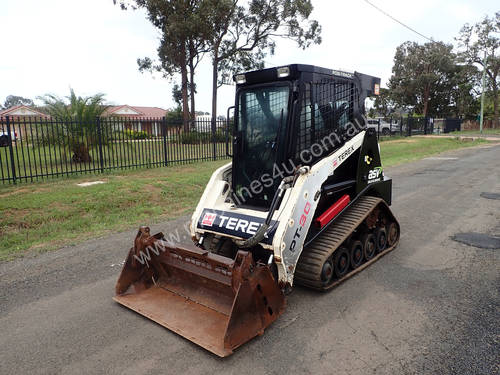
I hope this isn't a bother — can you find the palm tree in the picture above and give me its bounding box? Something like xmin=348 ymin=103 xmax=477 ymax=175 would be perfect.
xmin=39 ymin=89 xmax=108 ymax=162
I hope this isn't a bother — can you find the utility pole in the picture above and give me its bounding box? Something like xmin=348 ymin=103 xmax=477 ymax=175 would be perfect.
xmin=479 ymin=51 xmax=486 ymax=135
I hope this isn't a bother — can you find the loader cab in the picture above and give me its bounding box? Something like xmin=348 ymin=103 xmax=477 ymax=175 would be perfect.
xmin=231 ymin=64 xmax=380 ymax=209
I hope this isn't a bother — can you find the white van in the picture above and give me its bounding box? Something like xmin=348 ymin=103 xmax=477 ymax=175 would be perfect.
xmin=366 ymin=118 xmax=400 ymax=135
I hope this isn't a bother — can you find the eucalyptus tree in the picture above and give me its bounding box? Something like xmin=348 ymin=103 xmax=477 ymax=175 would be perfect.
xmin=388 ymin=41 xmax=460 ymax=117
xmin=456 ymin=12 xmax=500 ymax=125
xmin=201 ymin=0 xmax=322 ymax=126
xmin=116 ymin=0 xmax=208 ymax=129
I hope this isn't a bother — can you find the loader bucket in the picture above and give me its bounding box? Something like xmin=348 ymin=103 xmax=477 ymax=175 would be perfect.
xmin=113 ymin=226 xmax=285 ymax=357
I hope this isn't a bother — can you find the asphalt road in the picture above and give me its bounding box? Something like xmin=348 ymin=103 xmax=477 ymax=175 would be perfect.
xmin=1 ymin=143 xmax=499 ymax=375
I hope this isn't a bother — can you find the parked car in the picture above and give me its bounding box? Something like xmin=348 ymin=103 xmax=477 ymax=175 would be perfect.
xmin=366 ymin=118 xmax=400 ymax=135
xmin=0 ymin=129 xmax=17 ymax=147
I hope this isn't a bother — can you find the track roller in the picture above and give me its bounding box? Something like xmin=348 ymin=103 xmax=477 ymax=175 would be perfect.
xmin=333 ymin=247 xmax=350 ymax=278
xmin=375 ymin=227 xmax=387 ymax=253
xmin=362 ymin=233 xmax=376 ymax=261
xmin=349 ymin=240 xmax=364 ymax=269
xmin=386 ymin=222 xmax=399 ymax=247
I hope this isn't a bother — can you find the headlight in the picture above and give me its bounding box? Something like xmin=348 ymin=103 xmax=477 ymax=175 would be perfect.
xmin=235 ymin=74 xmax=246 ymax=84
xmin=277 ymin=66 xmax=290 ymax=78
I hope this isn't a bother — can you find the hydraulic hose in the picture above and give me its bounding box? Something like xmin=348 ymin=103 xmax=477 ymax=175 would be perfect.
xmin=234 ymin=176 xmax=295 ymax=248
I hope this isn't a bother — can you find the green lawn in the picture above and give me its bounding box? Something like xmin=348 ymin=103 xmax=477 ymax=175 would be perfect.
xmin=447 ymin=128 xmax=500 ymax=136
xmin=0 ymin=136 xmax=492 ymax=260
xmin=379 ymin=137 xmax=488 ymax=166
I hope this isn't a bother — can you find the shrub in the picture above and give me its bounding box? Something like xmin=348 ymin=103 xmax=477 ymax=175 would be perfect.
xmin=174 ymin=130 xmax=229 ymax=144
xmin=124 ymin=129 xmax=151 ymax=140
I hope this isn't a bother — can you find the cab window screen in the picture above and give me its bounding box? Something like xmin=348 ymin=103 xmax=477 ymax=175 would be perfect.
xmin=234 ymin=85 xmax=289 ymax=205
xmin=296 ymin=79 xmax=359 ymax=161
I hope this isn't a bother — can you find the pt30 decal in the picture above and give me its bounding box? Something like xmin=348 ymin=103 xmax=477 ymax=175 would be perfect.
xmin=288 ymin=201 xmax=311 ymax=253
xmin=198 ymin=209 xmax=277 ymax=244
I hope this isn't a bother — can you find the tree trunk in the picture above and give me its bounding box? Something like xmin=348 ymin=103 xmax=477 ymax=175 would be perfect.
xmin=211 ymin=54 xmax=219 ymax=161
xmin=422 ymin=84 xmax=431 ymax=117
xmin=492 ymin=82 xmax=499 ymax=128
xmin=72 ymin=143 xmax=91 ymax=163
xmin=189 ymin=56 xmax=196 ymax=122
xmin=180 ymin=45 xmax=190 ymax=132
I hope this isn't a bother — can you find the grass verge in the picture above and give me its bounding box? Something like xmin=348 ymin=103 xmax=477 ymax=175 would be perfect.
xmin=447 ymin=129 xmax=500 ymax=136
xmin=379 ymin=137 xmax=489 ymax=167
xmin=0 ymin=137 xmax=492 ymax=260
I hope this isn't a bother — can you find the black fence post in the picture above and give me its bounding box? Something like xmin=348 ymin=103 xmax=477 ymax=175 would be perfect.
xmin=377 ymin=119 xmax=380 ymax=139
xmin=96 ymin=117 xmax=105 ymax=173
xmin=6 ymin=115 xmax=17 ymax=184
xmin=211 ymin=117 xmax=217 ymax=161
xmin=400 ymin=115 xmax=403 ymax=137
xmin=424 ymin=117 xmax=427 ymax=135
xmin=162 ymin=116 xmax=168 ymax=167
xmin=408 ymin=115 xmax=412 ymax=137
xmin=390 ymin=117 xmax=393 ymax=136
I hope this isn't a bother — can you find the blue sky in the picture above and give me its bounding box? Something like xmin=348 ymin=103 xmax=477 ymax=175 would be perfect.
xmin=0 ymin=0 xmax=498 ymax=114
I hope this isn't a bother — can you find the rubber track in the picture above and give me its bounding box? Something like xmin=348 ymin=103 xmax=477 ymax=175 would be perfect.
xmin=294 ymin=196 xmax=400 ymax=291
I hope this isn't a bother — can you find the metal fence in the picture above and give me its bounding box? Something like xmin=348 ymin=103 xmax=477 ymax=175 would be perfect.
xmin=0 ymin=115 xmax=232 ymax=184
xmin=367 ymin=116 xmax=463 ymax=138
xmin=0 ymin=114 xmax=465 ymax=184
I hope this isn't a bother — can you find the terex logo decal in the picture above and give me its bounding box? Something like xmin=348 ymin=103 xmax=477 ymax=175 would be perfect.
xmin=202 ymin=213 xmax=217 ymax=226
xmin=338 ymin=146 xmax=354 ymax=162
xmin=197 ymin=209 xmax=278 ymax=243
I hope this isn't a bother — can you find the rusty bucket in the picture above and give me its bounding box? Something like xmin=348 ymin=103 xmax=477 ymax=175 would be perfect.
xmin=114 ymin=227 xmax=285 ymax=357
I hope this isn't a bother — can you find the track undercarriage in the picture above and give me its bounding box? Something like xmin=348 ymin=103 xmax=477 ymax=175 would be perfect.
xmin=295 ymin=196 xmax=400 ymax=290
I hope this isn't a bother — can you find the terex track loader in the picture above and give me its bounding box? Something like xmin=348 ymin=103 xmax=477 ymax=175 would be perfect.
xmin=114 ymin=64 xmax=400 ymax=357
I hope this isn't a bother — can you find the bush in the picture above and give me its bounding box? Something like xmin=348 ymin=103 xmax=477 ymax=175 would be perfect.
xmin=174 ymin=130 xmax=229 ymax=144
xmin=124 ymin=129 xmax=151 ymax=140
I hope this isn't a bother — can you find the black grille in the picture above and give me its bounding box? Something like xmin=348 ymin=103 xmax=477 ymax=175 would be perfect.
xmin=295 ymin=79 xmax=359 ymax=161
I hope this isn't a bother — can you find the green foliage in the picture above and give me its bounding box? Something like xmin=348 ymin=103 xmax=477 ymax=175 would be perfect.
xmin=372 ymin=88 xmax=398 ymax=117
xmin=204 ymin=0 xmax=322 ymax=87
xmin=124 ymin=129 xmax=151 ymax=140
xmin=174 ymin=130 xmax=227 ymax=144
xmin=38 ymin=89 xmax=108 ymax=162
xmin=3 ymin=95 xmax=34 ymax=109
xmin=40 ymin=88 xmax=107 ymax=123
xmin=456 ymin=12 xmax=500 ymax=125
xmin=388 ymin=41 xmax=461 ymax=117
xmin=118 ymin=0 xmax=207 ymax=126
xmin=116 ymin=0 xmax=322 ymax=126
xmin=165 ymin=106 xmax=183 ymax=124
xmin=171 ymin=84 xmax=183 ymax=107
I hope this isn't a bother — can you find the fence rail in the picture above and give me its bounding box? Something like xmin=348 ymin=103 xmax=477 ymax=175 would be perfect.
xmin=0 ymin=116 xmax=231 ymax=184
xmin=0 ymin=114 xmax=466 ymax=185
xmin=367 ymin=116 xmax=463 ymax=138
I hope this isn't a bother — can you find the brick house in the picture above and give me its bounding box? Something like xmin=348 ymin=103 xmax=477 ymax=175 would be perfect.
xmin=103 ymin=105 xmax=168 ymax=136
xmin=0 ymin=105 xmax=51 ymax=138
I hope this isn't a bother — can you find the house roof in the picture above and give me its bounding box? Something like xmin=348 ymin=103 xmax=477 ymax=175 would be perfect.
xmin=0 ymin=105 xmax=50 ymax=118
xmin=103 ymin=105 xmax=168 ymax=118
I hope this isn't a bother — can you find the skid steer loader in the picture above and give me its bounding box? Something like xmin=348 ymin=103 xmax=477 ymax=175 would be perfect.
xmin=114 ymin=64 xmax=400 ymax=357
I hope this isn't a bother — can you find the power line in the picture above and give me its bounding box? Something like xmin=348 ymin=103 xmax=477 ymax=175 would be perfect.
xmin=362 ymin=0 xmax=434 ymax=43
